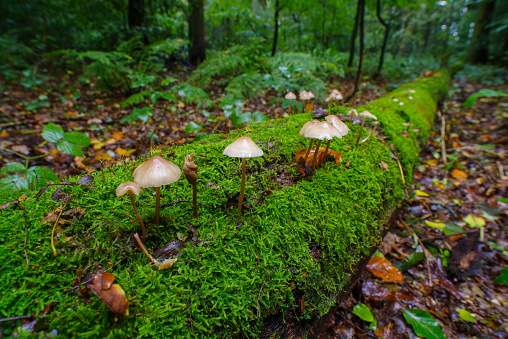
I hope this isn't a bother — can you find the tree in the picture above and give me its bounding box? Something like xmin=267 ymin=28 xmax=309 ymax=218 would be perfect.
xmin=348 ymin=0 xmax=362 ymax=67
xmin=188 ymin=0 xmax=206 ymax=65
xmin=467 ymin=0 xmax=496 ymax=64
xmin=128 ymin=0 xmax=145 ymax=32
xmin=271 ymin=0 xmax=281 ymax=56
xmin=346 ymin=0 xmax=365 ymax=102
xmin=374 ymin=0 xmax=390 ymax=77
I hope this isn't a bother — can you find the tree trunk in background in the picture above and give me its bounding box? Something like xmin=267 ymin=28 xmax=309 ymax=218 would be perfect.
xmin=128 ymin=0 xmax=145 ymax=31
xmin=188 ymin=0 xmax=206 ymax=65
xmin=348 ymin=0 xmax=361 ymax=67
xmin=467 ymin=0 xmax=495 ymax=64
xmin=346 ymin=0 xmax=365 ymax=103
xmin=271 ymin=0 xmax=280 ymax=56
xmin=253 ymin=0 xmax=259 ymax=16
xmin=375 ymin=0 xmax=389 ymax=77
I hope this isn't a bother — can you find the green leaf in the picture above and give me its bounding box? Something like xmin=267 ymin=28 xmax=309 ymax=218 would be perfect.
xmin=425 ymin=220 xmax=446 ymax=229
xmin=0 ymin=175 xmax=29 ymax=192
xmin=42 ymin=123 xmax=64 ymax=143
xmin=63 ymin=132 xmax=91 ymax=147
xmin=463 ymin=89 xmax=507 ymax=109
xmin=26 ymin=101 xmax=50 ymax=111
xmin=494 ymin=267 xmax=508 ymax=285
xmin=457 ymin=309 xmax=475 ymax=323
xmin=185 ymin=121 xmax=203 ymax=134
xmin=394 ymin=252 xmax=425 ymax=272
xmin=353 ymin=304 xmax=374 ymax=322
xmin=25 ymin=166 xmax=59 ymax=185
xmin=1 ymin=162 xmax=26 ymax=174
xmin=403 ymin=309 xmax=446 ymax=339
xmin=160 ymin=77 xmax=179 ymax=86
xmin=57 ymin=141 xmax=84 ymax=157
xmin=443 ymin=222 xmax=464 ymax=235
xmin=499 ymin=197 xmax=508 ymax=204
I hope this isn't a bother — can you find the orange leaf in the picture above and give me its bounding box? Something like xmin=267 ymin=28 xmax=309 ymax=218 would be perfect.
xmin=89 ymin=271 xmax=129 ymax=316
xmin=451 ymin=168 xmax=468 ymax=180
xmin=366 ymin=257 xmax=404 ymax=282
xmin=295 ymin=147 xmax=342 ymax=167
xmin=305 ymin=103 xmax=314 ymax=112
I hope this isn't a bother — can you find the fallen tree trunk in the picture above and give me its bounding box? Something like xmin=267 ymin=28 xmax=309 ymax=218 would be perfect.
xmin=0 ymin=71 xmax=449 ymax=338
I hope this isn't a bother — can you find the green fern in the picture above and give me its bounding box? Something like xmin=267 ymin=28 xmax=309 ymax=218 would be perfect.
xmin=226 ymin=72 xmax=265 ymax=98
xmin=171 ymin=82 xmax=209 ymax=107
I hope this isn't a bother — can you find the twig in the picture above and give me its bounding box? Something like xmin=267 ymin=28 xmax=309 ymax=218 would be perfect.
xmin=0 ymin=315 xmax=31 ymax=323
xmin=17 ymin=202 xmax=29 ymax=267
xmin=420 ymin=228 xmax=479 ymax=242
xmin=399 ymin=218 xmax=433 ymax=286
xmin=51 ymin=203 xmax=67 ymax=257
xmin=256 ymin=267 xmax=278 ymax=319
xmin=440 ymin=112 xmax=447 ymax=164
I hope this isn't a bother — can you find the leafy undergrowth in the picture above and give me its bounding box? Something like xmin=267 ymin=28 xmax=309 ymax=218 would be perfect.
xmin=320 ymin=79 xmax=508 ymax=338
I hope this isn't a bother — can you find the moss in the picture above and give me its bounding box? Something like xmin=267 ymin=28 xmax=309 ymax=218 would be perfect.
xmin=0 ymin=72 xmax=449 ymax=338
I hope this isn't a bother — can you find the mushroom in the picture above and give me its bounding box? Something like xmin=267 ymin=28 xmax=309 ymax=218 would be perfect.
xmin=360 ymin=121 xmax=380 ymax=144
xmin=223 ymin=136 xmax=263 ymax=215
xmin=304 ymin=121 xmax=342 ymax=171
xmin=183 ymin=153 xmax=198 ymax=218
xmin=324 ymin=115 xmax=350 ymax=162
xmin=325 ymin=89 xmax=344 ymax=102
xmin=133 ymin=155 xmax=181 ymax=225
xmin=300 ymin=90 xmax=311 ymax=113
xmin=299 ymin=120 xmax=319 ymax=162
xmin=133 ymin=233 xmax=177 ymax=270
xmin=116 ymin=181 xmax=147 ymax=239
xmin=355 ymin=111 xmax=377 ymax=149
xmin=346 ymin=109 xmax=359 ymax=140
xmin=285 ymin=91 xmax=297 ymax=115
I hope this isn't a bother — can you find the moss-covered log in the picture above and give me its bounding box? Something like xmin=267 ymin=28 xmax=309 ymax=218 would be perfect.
xmin=0 ymin=71 xmax=449 ymax=337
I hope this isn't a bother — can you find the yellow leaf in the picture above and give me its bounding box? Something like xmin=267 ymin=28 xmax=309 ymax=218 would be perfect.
xmin=415 ymin=190 xmax=429 ymax=197
xmin=177 ymin=102 xmax=185 ymax=108
xmin=425 ymin=220 xmax=446 ymax=229
xmin=463 ymin=214 xmax=486 ymax=228
xmin=451 ymin=168 xmax=468 ymax=179
xmin=115 ymin=148 xmax=136 ymax=156
xmin=93 ymin=142 xmax=105 ymax=150
xmin=111 ymin=131 xmax=124 ymax=141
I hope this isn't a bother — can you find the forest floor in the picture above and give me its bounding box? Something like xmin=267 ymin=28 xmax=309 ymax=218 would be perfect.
xmin=1 ymin=73 xmax=507 ymax=338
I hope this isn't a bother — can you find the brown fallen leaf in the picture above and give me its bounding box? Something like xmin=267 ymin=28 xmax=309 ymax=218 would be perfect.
xmin=295 ymin=147 xmax=342 ymax=167
xmin=451 ymin=168 xmax=468 ymax=180
xmin=88 ymin=271 xmax=129 ymax=316
xmin=366 ymin=257 xmax=404 ymax=282
xmin=379 ymin=161 xmax=389 ymax=170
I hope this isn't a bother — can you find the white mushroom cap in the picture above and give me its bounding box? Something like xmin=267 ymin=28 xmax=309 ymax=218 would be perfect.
xmin=133 ymin=155 xmax=181 ymax=188
xmin=359 ymin=111 xmax=377 ymax=120
xmin=223 ymin=136 xmax=263 ymax=158
xmin=330 ymin=89 xmax=343 ymax=99
xmin=304 ymin=121 xmax=343 ymax=140
xmin=300 ymin=91 xmax=311 ymax=100
xmin=325 ymin=115 xmax=350 ymax=136
xmin=116 ymin=181 xmax=143 ymax=197
xmin=285 ymin=92 xmax=296 ymax=100
xmin=347 ymin=109 xmax=359 ymax=118
xmin=307 ymin=91 xmax=315 ymax=99
xmin=299 ymin=120 xmax=319 ymax=137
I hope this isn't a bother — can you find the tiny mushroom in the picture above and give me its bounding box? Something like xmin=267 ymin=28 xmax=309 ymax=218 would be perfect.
xmin=300 ymin=90 xmax=312 ymax=113
xmin=346 ymin=109 xmax=359 ymax=138
xmin=355 ymin=111 xmax=377 ymax=149
xmin=325 ymin=89 xmax=343 ymax=102
xmin=299 ymin=120 xmax=320 ymax=162
xmin=324 ymin=115 xmax=349 ymax=163
xmin=305 ymin=121 xmax=342 ymax=170
xmin=133 ymin=155 xmax=181 ymax=225
xmin=223 ymin=136 xmax=263 ymax=215
xmin=285 ymin=91 xmax=297 ymax=115
xmin=183 ymin=153 xmax=198 ymax=218
xmin=116 ymin=181 xmax=147 ymax=239
xmin=360 ymin=121 xmax=380 ymax=144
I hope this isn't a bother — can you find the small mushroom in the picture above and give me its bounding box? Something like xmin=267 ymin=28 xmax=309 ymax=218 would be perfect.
xmin=133 ymin=155 xmax=181 ymax=225
xmin=403 ymin=122 xmax=413 ymax=131
xmin=183 ymin=153 xmax=198 ymax=218
xmin=355 ymin=111 xmax=377 ymax=149
xmin=223 ymin=136 xmax=263 ymax=215
xmin=285 ymin=91 xmax=297 ymax=115
xmin=304 ymin=121 xmax=342 ymax=170
xmin=300 ymin=90 xmax=311 ymax=113
xmin=116 ymin=181 xmax=147 ymax=239
xmin=324 ymin=115 xmax=349 ymax=162
xmin=133 ymin=233 xmax=177 ymax=270
xmin=360 ymin=121 xmax=380 ymax=144
xmin=299 ymin=120 xmax=319 ymax=162
xmin=346 ymin=109 xmax=359 ymax=140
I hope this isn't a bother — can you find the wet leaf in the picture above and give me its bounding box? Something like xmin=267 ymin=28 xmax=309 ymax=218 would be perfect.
xmin=295 ymin=147 xmax=342 ymax=167
xmin=451 ymin=168 xmax=468 ymax=179
xmin=416 ymin=190 xmax=430 ymax=197
xmin=394 ymin=251 xmax=425 ymax=272
xmin=1 ymin=162 xmax=25 ymax=174
xmin=41 ymin=206 xmax=64 ymax=224
xmin=425 ymin=220 xmax=446 ymax=229
xmin=185 ymin=121 xmax=203 ymax=134
xmin=403 ymin=309 xmax=445 ymax=339
xmin=0 ymin=199 xmax=18 ymax=210
xmin=63 ymin=132 xmax=91 ymax=147
xmin=457 ymin=309 xmax=475 ymax=323
xmin=78 ymin=175 xmax=94 ymax=185
xmin=463 ymin=214 xmax=485 ymax=228
xmin=443 ymin=222 xmax=464 ymax=235
xmin=41 ymin=122 xmax=64 ymax=143
xmin=366 ymin=257 xmax=404 ymax=282
xmin=57 ymin=140 xmax=84 ymax=157
xmin=353 ymin=303 xmax=374 ymax=322
xmin=88 ymin=271 xmax=129 ymax=316
xmin=494 ymin=267 xmax=508 ymax=285
xmin=379 ymin=161 xmax=389 ymax=170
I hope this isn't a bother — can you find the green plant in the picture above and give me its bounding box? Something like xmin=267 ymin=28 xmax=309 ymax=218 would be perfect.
xmin=120 ymin=107 xmax=154 ymax=124
xmin=219 ymin=95 xmax=268 ymax=128
xmin=170 ymin=82 xmax=209 ymax=107
xmin=0 ymin=123 xmax=90 ymax=193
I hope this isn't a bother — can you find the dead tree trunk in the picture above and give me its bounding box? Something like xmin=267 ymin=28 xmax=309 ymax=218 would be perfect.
xmin=188 ymin=0 xmax=206 ymax=65
xmin=374 ymin=0 xmax=390 ymax=77
xmin=345 ymin=0 xmax=365 ymax=103
xmin=271 ymin=0 xmax=280 ymax=56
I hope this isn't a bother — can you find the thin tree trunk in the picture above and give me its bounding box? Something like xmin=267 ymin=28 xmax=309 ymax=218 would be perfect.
xmin=467 ymin=0 xmax=495 ymax=64
xmin=271 ymin=0 xmax=280 ymax=56
xmin=188 ymin=0 xmax=206 ymax=65
xmin=322 ymin=0 xmax=327 ymax=47
xmin=345 ymin=0 xmax=365 ymax=103
xmin=253 ymin=0 xmax=259 ymax=16
xmin=375 ymin=0 xmax=389 ymax=77
xmin=348 ymin=0 xmax=361 ymax=67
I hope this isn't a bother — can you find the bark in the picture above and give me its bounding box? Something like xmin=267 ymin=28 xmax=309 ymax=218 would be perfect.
xmin=271 ymin=0 xmax=280 ymax=57
xmin=128 ymin=0 xmax=145 ymax=31
xmin=345 ymin=0 xmax=365 ymax=103
xmin=467 ymin=0 xmax=495 ymax=64
xmin=253 ymin=0 xmax=259 ymax=16
xmin=188 ymin=0 xmax=206 ymax=65
xmin=375 ymin=0 xmax=389 ymax=77
xmin=347 ymin=0 xmax=361 ymax=68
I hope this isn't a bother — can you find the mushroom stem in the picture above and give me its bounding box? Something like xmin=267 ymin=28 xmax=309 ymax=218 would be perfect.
xmin=304 ymin=139 xmax=314 ymax=162
xmin=347 ymin=118 xmax=354 ymax=142
xmin=301 ymin=101 xmax=305 ymax=113
xmin=289 ymin=100 xmax=292 ymax=115
xmin=360 ymin=125 xmax=378 ymax=145
xmin=311 ymin=140 xmax=322 ymax=171
xmin=355 ymin=117 xmax=366 ymax=149
xmin=129 ymin=192 xmax=147 ymax=240
xmin=155 ymin=187 xmax=161 ymax=225
xmin=133 ymin=233 xmax=157 ymax=265
xmin=238 ymin=157 xmax=246 ymax=216
xmin=192 ymin=183 xmax=198 ymax=218
xmin=323 ymin=140 xmax=331 ymax=163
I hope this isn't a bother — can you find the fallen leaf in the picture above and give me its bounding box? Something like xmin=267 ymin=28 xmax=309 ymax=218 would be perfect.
xmin=88 ymin=271 xmax=129 ymax=316
xmin=111 ymin=131 xmax=124 ymax=140
xmin=177 ymin=102 xmax=185 ymax=108
xmin=463 ymin=214 xmax=485 ymax=228
xmin=12 ymin=145 xmax=30 ymax=155
xmin=451 ymin=168 xmax=468 ymax=179
xmin=403 ymin=309 xmax=446 ymax=339
xmin=379 ymin=161 xmax=389 ymax=170
xmin=457 ymin=309 xmax=476 ymax=323
xmin=116 ymin=147 xmax=136 ymax=157
xmin=0 ymin=131 xmax=9 ymax=137
xmin=366 ymin=257 xmax=404 ymax=282
xmin=295 ymin=147 xmax=342 ymax=167
xmin=305 ymin=103 xmax=314 ymax=112
xmin=415 ymin=190 xmax=430 ymax=197
xmin=425 ymin=220 xmax=446 ymax=229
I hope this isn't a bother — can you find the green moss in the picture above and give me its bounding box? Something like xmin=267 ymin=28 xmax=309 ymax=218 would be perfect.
xmin=0 ymin=73 xmax=448 ymax=338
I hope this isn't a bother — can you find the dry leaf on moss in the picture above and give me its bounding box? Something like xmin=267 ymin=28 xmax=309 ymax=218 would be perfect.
xmin=295 ymin=147 xmax=342 ymax=167
xmin=88 ymin=271 xmax=130 ymax=317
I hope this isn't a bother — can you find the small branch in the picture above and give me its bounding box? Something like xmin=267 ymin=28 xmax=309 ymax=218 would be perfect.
xmin=420 ymin=228 xmax=479 ymax=242
xmin=256 ymin=267 xmax=278 ymax=319
xmin=0 ymin=315 xmax=31 ymax=323
xmin=51 ymin=203 xmax=67 ymax=257
xmin=440 ymin=112 xmax=447 ymax=164
xmin=16 ymin=202 xmax=29 ymax=267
